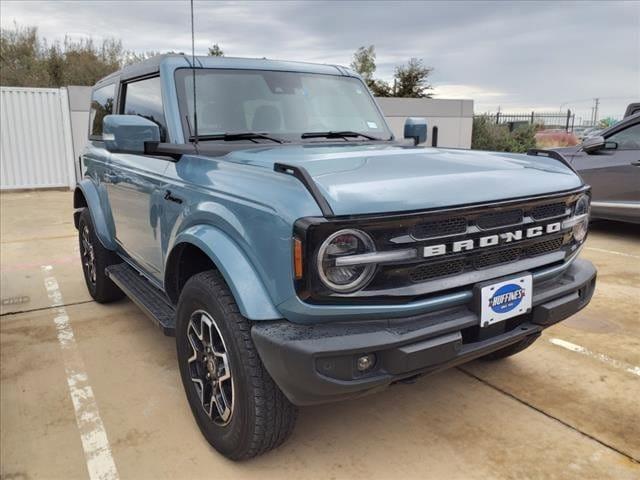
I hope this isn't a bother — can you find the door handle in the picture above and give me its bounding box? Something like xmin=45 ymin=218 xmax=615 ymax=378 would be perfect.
xmin=631 ymin=160 xmax=640 ymax=167
xmin=104 ymin=173 xmax=120 ymax=183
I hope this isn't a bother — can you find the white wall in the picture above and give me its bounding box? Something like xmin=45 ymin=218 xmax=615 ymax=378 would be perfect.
xmin=376 ymin=97 xmax=473 ymax=148
xmin=0 ymin=87 xmax=76 ymax=190
xmin=66 ymin=86 xmax=91 ymax=181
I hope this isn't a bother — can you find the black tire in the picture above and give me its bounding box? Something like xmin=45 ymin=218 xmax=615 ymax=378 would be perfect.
xmin=176 ymin=270 xmax=297 ymax=460
xmin=78 ymin=208 xmax=124 ymax=303
xmin=480 ymin=334 xmax=540 ymax=361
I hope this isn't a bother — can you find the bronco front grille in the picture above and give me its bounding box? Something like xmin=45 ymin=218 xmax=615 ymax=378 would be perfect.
xmin=476 ymin=209 xmax=524 ymax=229
xmin=296 ymin=187 xmax=588 ymax=302
xmin=531 ymin=202 xmax=568 ymax=220
xmin=408 ymin=235 xmax=565 ymax=282
xmin=411 ymin=216 xmax=467 ymax=239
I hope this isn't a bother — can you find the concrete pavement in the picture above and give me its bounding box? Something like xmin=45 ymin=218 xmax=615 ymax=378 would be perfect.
xmin=1 ymin=190 xmax=638 ymax=479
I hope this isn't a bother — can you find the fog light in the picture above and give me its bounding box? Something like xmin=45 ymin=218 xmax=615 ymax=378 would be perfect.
xmin=356 ymin=353 xmax=376 ymax=372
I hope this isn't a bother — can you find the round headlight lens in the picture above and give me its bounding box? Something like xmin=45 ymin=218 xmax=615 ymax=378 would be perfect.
xmin=574 ymin=194 xmax=590 ymax=217
xmin=572 ymin=195 xmax=590 ymax=242
xmin=317 ymin=229 xmax=376 ymax=292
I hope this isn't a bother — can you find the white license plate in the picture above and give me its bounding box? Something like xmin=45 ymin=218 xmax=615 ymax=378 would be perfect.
xmin=479 ymin=274 xmax=532 ymax=327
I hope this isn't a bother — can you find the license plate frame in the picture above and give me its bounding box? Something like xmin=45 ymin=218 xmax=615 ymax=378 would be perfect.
xmin=475 ymin=274 xmax=533 ymax=328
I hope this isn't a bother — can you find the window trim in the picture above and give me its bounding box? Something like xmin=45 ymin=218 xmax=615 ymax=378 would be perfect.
xmin=119 ymin=74 xmax=169 ymax=142
xmin=604 ymin=120 xmax=640 ymax=151
xmin=88 ymin=82 xmax=116 ymax=141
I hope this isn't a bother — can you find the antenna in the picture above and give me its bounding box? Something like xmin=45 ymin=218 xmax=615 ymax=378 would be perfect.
xmin=190 ymin=0 xmax=199 ymax=152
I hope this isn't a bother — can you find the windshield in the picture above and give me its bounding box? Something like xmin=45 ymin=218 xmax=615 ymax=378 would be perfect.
xmin=175 ymin=68 xmax=392 ymax=141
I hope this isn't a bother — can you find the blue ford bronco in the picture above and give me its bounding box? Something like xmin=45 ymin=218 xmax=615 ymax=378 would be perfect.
xmin=75 ymin=54 xmax=596 ymax=459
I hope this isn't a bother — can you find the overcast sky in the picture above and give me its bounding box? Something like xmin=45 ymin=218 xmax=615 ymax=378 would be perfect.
xmin=2 ymin=0 xmax=638 ymax=121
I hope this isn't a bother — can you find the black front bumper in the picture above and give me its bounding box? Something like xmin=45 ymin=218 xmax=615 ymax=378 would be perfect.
xmin=252 ymin=258 xmax=596 ymax=406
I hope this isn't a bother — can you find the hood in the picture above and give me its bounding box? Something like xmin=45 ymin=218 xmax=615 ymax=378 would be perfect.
xmin=223 ymin=144 xmax=583 ymax=216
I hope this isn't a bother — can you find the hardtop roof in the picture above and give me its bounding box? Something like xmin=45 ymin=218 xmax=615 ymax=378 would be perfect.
xmin=94 ymin=54 xmax=355 ymax=88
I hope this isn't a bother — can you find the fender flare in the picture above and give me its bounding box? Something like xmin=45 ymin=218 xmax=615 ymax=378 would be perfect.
xmin=74 ymin=179 xmax=117 ymax=250
xmin=167 ymin=225 xmax=281 ymax=321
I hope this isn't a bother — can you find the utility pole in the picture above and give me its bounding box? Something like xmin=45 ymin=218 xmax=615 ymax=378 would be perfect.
xmin=593 ymin=98 xmax=600 ymax=126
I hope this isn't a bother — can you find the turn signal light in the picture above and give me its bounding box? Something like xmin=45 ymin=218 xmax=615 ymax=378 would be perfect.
xmin=293 ymin=237 xmax=303 ymax=280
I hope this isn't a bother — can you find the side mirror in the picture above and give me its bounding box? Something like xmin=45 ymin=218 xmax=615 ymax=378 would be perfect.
xmin=404 ymin=117 xmax=427 ymax=146
xmin=582 ymin=135 xmax=605 ymax=154
xmin=103 ymin=115 xmax=160 ymax=154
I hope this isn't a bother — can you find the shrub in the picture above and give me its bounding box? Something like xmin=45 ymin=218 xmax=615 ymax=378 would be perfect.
xmin=471 ymin=116 xmax=537 ymax=153
xmin=535 ymin=131 xmax=579 ymax=148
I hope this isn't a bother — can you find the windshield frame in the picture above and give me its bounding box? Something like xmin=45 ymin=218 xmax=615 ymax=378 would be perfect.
xmin=173 ymin=67 xmax=394 ymax=144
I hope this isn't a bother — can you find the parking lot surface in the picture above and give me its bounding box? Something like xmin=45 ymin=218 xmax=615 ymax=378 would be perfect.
xmin=1 ymin=190 xmax=639 ymax=480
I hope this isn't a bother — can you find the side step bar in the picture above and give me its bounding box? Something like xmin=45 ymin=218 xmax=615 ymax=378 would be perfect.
xmin=106 ymin=263 xmax=176 ymax=336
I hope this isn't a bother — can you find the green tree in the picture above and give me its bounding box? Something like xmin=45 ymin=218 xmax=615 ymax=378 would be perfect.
xmin=350 ymin=45 xmax=376 ymax=82
xmin=0 ymin=24 xmax=49 ymax=86
xmin=1 ymin=24 xmax=127 ymax=87
xmin=393 ymin=58 xmax=433 ymax=98
xmin=208 ymin=43 xmax=224 ymax=56
xmin=350 ymin=45 xmax=394 ymax=97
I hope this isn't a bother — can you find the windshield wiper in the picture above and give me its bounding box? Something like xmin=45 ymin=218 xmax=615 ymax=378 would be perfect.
xmin=190 ymin=132 xmax=284 ymax=144
xmin=301 ymin=131 xmax=383 ymax=141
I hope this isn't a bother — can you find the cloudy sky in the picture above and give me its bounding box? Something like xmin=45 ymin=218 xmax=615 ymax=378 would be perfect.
xmin=2 ymin=0 xmax=638 ymax=121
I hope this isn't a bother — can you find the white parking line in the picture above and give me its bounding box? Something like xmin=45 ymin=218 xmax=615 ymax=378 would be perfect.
xmin=549 ymin=338 xmax=640 ymax=377
xmin=41 ymin=265 xmax=119 ymax=480
xmin=585 ymin=247 xmax=640 ymax=260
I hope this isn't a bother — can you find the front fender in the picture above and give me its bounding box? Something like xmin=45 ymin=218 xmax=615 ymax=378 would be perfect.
xmin=74 ymin=179 xmax=117 ymax=250
xmin=169 ymin=225 xmax=281 ymax=321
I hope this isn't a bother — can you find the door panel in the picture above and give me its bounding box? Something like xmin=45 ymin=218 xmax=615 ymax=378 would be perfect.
xmin=104 ymin=153 xmax=170 ymax=277
xmin=573 ymin=149 xmax=640 ymax=203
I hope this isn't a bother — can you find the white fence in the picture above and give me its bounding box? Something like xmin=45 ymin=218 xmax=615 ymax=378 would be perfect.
xmin=1 ymin=87 xmax=76 ymax=190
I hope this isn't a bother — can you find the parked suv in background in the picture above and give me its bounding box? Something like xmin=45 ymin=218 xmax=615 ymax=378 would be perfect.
xmin=554 ymin=112 xmax=640 ymax=224
xmin=75 ymin=55 xmax=597 ymax=460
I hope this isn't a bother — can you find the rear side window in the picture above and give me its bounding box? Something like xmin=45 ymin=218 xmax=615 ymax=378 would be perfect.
xmin=89 ymin=83 xmax=115 ymax=138
xmin=607 ymin=122 xmax=640 ymax=150
xmin=122 ymin=76 xmax=168 ymax=142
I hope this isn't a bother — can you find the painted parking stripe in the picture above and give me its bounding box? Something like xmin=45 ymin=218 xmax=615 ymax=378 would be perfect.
xmin=550 ymin=338 xmax=640 ymax=377
xmin=41 ymin=265 xmax=119 ymax=480
xmin=585 ymin=247 xmax=640 ymax=259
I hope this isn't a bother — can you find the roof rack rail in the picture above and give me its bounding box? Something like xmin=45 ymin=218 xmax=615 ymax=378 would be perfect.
xmin=273 ymin=163 xmax=334 ymax=217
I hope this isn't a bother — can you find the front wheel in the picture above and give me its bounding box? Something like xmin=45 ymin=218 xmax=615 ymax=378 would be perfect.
xmin=176 ymin=270 xmax=297 ymax=460
xmin=77 ymin=208 xmax=124 ymax=303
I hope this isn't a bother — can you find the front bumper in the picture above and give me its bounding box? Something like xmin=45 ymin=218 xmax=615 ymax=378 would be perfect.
xmin=252 ymin=258 xmax=596 ymax=406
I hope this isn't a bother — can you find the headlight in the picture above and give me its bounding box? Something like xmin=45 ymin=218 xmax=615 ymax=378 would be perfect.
xmin=317 ymin=229 xmax=376 ymax=292
xmin=572 ymin=194 xmax=590 ymax=242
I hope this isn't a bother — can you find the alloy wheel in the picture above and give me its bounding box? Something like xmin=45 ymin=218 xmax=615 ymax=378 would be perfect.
xmin=187 ymin=309 xmax=234 ymax=426
xmin=80 ymin=224 xmax=96 ymax=285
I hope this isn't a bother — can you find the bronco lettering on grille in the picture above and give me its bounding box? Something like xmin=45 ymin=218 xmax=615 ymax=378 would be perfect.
xmin=423 ymin=222 xmax=562 ymax=258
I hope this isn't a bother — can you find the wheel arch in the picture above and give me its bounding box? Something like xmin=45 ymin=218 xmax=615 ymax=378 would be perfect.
xmin=165 ymin=225 xmax=281 ymax=321
xmin=73 ymin=180 xmax=117 ymax=250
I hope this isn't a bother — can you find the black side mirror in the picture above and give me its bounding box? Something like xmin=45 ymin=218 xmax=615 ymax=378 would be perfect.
xmin=404 ymin=117 xmax=427 ymax=146
xmin=582 ymin=135 xmax=605 ymax=154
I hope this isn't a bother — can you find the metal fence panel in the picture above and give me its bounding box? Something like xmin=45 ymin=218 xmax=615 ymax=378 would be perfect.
xmin=1 ymin=87 xmax=76 ymax=190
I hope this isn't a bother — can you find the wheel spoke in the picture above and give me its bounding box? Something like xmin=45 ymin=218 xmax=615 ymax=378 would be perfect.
xmin=184 ymin=309 xmax=234 ymax=426
xmin=212 ymin=384 xmax=231 ymax=422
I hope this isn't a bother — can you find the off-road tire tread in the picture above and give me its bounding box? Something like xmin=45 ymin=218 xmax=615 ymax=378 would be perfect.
xmin=183 ymin=270 xmax=297 ymax=460
xmin=78 ymin=208 xmax=124 ymax=303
